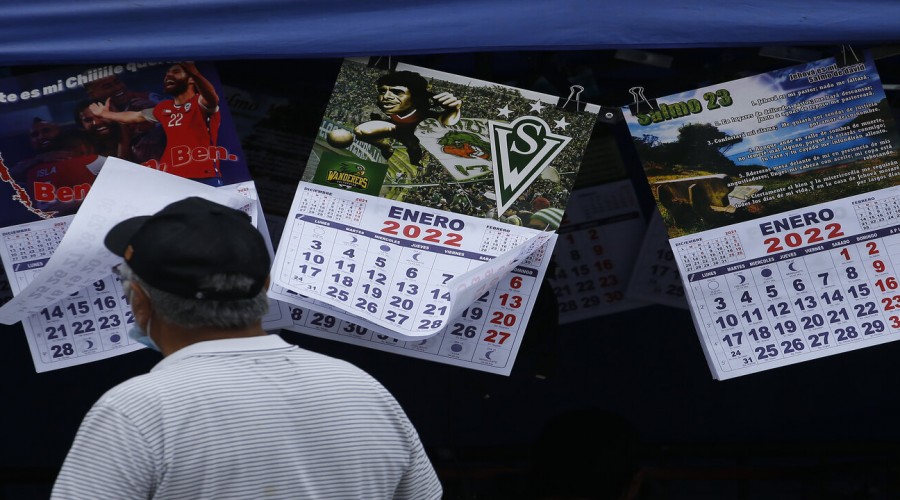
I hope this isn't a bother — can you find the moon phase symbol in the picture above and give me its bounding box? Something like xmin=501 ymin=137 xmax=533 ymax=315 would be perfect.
xmin=485 ymin=350 xmax=495 ymax=360
xmin=348 ymin=236 xmax=358 ymax=244
xmin=85 ymin=339 xmax=94 ymax=349
xmin=451 ymin=343 xmax=463 ymax=353
xmin=737 ymin=274 xmax=746 ymax=284
xmin=788 ymin=262 xmax=798 ymax=272
xmin=313 ymin=227 xmax=325 ymax=236
xmin=379 ymin=245 xmax=391 ymax=252
xmin=707 ymin=279 xmax=720 ymax=290
xmin=412 ymin=253 xmax=421 ymax=262
xmin=418 ymin=340 xmax=427 ymax=345
xmin=761 ymin=268 xmax=773 ymax=278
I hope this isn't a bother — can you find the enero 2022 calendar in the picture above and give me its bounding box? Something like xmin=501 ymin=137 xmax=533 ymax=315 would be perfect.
xmin=623 ymin=52 xmax=900 ymax=379
xmin=274 ymin=58 xmax=600 ymax=375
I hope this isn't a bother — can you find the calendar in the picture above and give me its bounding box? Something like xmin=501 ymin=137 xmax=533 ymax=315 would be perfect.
xmin=275 ymin=237 xmax=553 ymax=375
xmin=547 ymin=180 xmax=646 ymax=323
xmin=0 ymin=216 xmax=146 ymax=370
xmin=622 ymin=52 xmax=900 ymax=378
xmin=679 ymin=187 xmax=900 ymax=379
xmin=626 ymin=212 xmax=688 ymax=308
xmin=0 ymin=160 xmax=285 ymax=372
xmin=269 ymin=182 xmax=555 ymax=375
xmin=273 ymin=58 xmax=602 ymax=373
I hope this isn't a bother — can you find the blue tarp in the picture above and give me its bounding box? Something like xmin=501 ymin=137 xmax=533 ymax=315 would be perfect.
xmin=2 ymin=0 xmax=900 ymax=64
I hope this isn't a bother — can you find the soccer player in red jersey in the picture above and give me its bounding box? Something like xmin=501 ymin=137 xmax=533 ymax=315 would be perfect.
xmin=89 ymin=62 xmax=224 ymax=186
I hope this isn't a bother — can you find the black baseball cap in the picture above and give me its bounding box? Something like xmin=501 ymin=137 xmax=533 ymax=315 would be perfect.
xmin=104 ymin=197 xmax=270 ymax=300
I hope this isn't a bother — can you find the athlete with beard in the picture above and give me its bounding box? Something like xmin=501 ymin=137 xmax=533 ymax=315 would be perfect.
xmin=89 ymin=62 xmax=224 ymax=186
xmin=74 ymin=99 xmax=130 ymax=160
xmin=354 ymin=71 xmax=461 ymax=167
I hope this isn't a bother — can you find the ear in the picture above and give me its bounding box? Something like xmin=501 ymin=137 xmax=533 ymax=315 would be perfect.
xmin=129 ymin=282 xmax=152 ymax=325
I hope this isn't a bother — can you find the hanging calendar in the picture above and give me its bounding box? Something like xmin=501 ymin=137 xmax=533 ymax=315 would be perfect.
xmin=623 ymin=52 xmax=900 ymax=379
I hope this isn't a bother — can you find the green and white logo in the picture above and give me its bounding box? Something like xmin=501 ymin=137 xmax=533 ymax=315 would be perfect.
xmin=489 ymin=115 xmax=571 ymax=214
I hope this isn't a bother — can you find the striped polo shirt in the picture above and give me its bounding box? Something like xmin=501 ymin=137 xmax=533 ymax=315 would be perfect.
xmin=51 ymin=335 xmax=442 ymax=499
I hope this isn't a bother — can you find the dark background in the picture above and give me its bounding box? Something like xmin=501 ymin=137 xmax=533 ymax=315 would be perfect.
xmin=6 ymin=46 xmax=900 ymax=499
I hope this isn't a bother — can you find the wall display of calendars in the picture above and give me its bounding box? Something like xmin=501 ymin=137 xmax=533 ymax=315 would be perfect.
xmin=623 ymin=51 xmax=900 ymax=379
xmin=274 ymin=58 xmax=599 ymax=375
xmin=547 ymin=179 xmax=646 ymax=323
xmin=0 ymin=162 xmax=287 ymax=372
xmin=626 ymin=212 xmax=688 ymax=309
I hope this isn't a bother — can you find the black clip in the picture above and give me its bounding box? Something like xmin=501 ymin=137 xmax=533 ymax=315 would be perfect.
xmin=627 ymin=86 xmax=657 ymax=116
xmin=556 ymin=85 xmax=586 ymax=112
xmin=835 ymin=45 xmax=861 ymax=68
xmin=368 ymin=56 xmax=398 ymax=71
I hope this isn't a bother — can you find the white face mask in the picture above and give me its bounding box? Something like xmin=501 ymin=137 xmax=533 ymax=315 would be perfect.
xmin=128 ymin=317 xmax=160 ymax=352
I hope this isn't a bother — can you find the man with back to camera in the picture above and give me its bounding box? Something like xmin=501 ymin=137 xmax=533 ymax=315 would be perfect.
xmin=51 ymin=197 xmax=443 ymax=499
xmin=89 ymin=62 xmax=225 ymax=186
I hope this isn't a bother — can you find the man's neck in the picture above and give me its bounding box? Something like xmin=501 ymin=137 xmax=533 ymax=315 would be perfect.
xmin=173 ymin=89 xmax=196 ymax=106
xmin=158 ymin=321 xmax=267 ymax=356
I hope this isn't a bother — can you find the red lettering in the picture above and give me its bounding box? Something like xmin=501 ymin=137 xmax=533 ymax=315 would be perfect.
xmin=192 ymin=146 xmax=210 ymax=161
xmin=171 ymin=145 xmax=191 ymax=167
xmin=34 ymin=182 xmax=55 ymax=201
xmin=208 ymin=145 xmax=229 ymax=160
xmin=56 ymin=186 xmax=74 ymax=202
xmin=72 ymin=183 xmax=91 ymax=200
xmin=32 ymin=182 xmax=92 ymax=202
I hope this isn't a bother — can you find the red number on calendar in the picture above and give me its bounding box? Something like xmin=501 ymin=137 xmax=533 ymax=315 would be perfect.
xmin=764 ymin=223 xmax=845 ymax=253
xmin=890 ymin=315 xmax=900 ymax=329
xmin=882 ymin=295 xmax=900 ymax=311
xmin=867 ymin=241 xmax=880 ymax=255
xmin=490 ymin=311 xmax=517 ymax=327
xmin=380 ymin=221 xmax=463 ymax=247
xmin=484 ymin=329 xmax=511 ymax=344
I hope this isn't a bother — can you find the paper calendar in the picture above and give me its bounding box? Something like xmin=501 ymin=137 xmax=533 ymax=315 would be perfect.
xmin=624 ymin=51 xmax=900 ymax=379
xmin=547 ymin=180 xmax=646 ymax=323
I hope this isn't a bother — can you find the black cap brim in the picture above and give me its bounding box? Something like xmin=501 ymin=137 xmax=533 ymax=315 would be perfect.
xmin=104 ymin=215 xmax=152 ymax=257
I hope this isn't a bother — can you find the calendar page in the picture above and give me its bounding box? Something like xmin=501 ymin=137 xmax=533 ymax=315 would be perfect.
xmin=626 ymin=212 xmax=688 ymax=308
xmin=0 ymin=159 xmax=274 ymax=372
xmin=274 ymin=235 xmax=555 ymax=376
xmin=622 ymin=51 xmax=900 ymax=379
xmin=276 ymin=58 xmax=601 ymax=373
xmin=269 ymin=182 xmax=556 ymax=374
xmin=548 ymin=179 xmax=646 ymax=323
xmin=677 ymin=188 xmax=900 ymax=379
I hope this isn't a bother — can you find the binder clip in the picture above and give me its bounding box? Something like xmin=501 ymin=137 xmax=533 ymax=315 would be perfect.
xmin=627 ymin=86 xmax=657 ymax=116
xmin=835 ymin=44 xmax=860 ymax=68
xmin=368 ymin=56 xmax=398 ymax=71
xmin=556 ymin=85 xmax=586 ymax=112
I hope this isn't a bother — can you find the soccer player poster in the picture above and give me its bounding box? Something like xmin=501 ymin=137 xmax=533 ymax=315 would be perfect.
xmin=0 ymin=62 xmax=250 ymax=227
xmin=304 ymin=58 xmax=599 ymax=230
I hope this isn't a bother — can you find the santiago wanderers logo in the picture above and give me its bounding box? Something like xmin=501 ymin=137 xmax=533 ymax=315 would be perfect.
xmin=326 ymin=161 xmax=370 ymax=190
xmin=489 ymin=116 xmax=571 ymax=214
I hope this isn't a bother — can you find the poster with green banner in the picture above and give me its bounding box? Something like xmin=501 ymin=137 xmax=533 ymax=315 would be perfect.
xmin=303 ymin=57 xmax=600 ymax=229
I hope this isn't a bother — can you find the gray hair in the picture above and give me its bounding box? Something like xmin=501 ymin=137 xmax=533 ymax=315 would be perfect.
xmin=117 ymin=262 xmax=269 ymax=329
